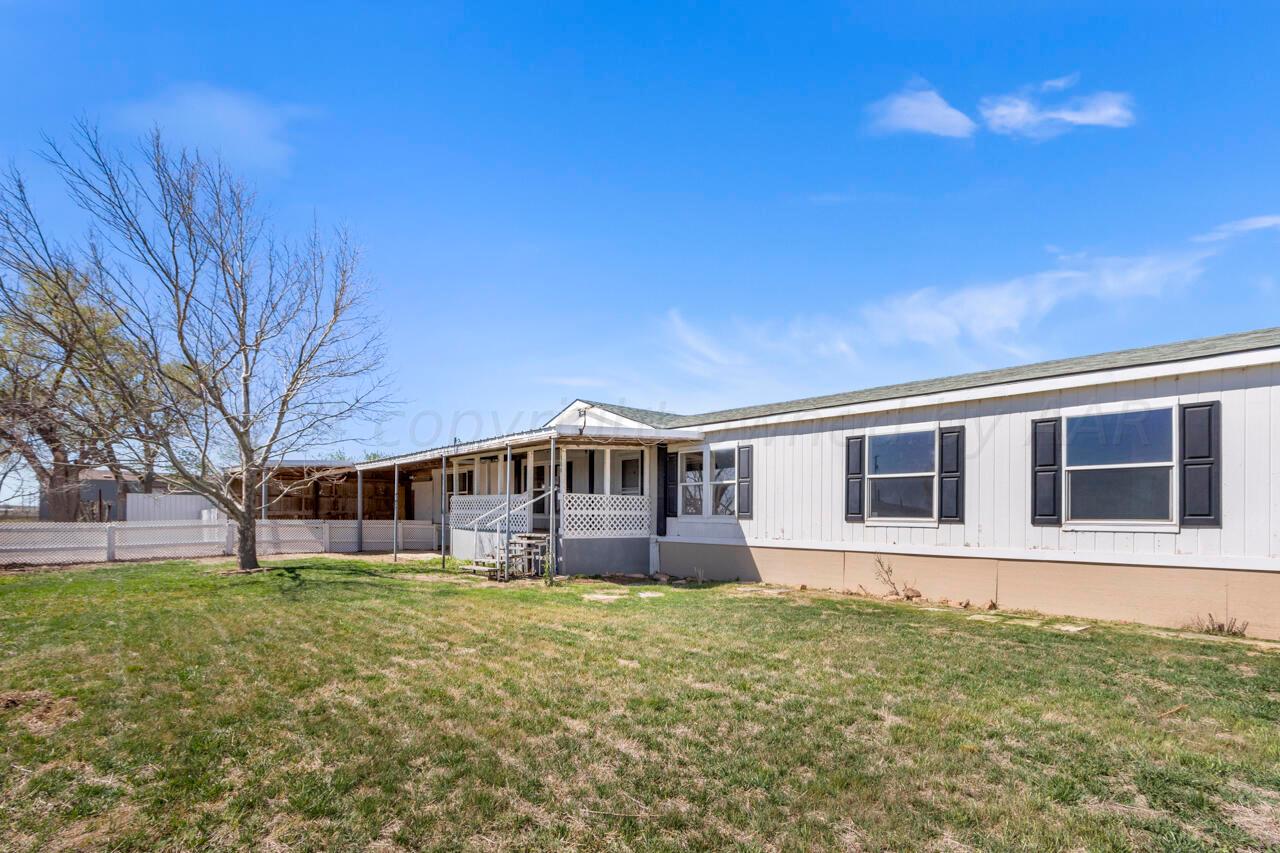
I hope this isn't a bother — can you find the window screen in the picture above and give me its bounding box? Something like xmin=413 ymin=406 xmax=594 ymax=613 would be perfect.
xmin=1064 ymin=407 xmax=1174 ymax=523
xmin=866 ymin=430 xmax=937 ymax=521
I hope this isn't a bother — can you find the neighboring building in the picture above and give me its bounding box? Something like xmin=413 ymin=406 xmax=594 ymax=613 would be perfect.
xmin=39 ymin=468 xmax=141 ymax=522
xmin=37 ymin=469 xmax=214 ymax=521
xmin=279 ymin=327 xmax=1280 ymax=638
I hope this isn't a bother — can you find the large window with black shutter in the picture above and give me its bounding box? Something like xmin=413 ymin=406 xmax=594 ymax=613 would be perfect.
xmin=867 ymin=429 xmax=938 ymax=521
xmin=1063 ymin=405 xmax=1176 ymax=526
xmin=846 ymin=426 xmax=966 ymax=525
xmin=669 ymin=446 xmax=746 ymax=517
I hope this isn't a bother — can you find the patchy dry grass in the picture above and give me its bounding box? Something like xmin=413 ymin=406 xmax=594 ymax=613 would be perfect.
xmin=1 ymin=557 xmax=1279 ymax=851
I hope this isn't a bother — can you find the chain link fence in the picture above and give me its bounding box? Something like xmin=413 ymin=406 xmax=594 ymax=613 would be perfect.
xmin=0 ymin=520 xmax=439 ymax=566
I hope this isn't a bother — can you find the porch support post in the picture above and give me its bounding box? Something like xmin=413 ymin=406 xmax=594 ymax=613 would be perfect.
xmin=392 ymin=462 xmax=400 ymax=562
xmin=356 ymin=469 xmax=364 ymax=552
xmin=549 ymin=437 xmax=558 ymax=577
xmin=643 ymin=444 xmax=652 ymax=497
xmin=525 ymin=449 xmax=534 ymax=527
xmin=604 ymin=447 xmax=612 ymax=496
xmin=260 ymin=468 xmax=268 ymax=520
xmin=441 ymin=455 xmax=449 ymax=561
xmin=504 ymin=443 xmax=512 ymax=579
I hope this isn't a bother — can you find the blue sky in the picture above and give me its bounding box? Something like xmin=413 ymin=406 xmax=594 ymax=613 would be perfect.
xmin=3 ymin=2 xmax=1279 ymax=457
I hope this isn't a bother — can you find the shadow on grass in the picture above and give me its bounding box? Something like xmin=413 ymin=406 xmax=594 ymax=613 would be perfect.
xmin=218 ymin=557 xmax=459 ymax=601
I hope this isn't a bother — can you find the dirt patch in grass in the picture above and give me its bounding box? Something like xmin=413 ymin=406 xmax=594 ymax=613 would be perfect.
xmin=1225 ymin=800 xmax=1280 ymax=846
xmin=1222 ymin=785 xmax=1280 ymax=847
xmin=0 ymin=689 xmax=51 ymax=709
xmin=0 ymin=689 xmax=80 ymax=734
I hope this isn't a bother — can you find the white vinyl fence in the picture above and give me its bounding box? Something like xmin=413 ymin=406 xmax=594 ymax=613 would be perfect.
xmin=0 ymin=520 xmax=439 ymax=566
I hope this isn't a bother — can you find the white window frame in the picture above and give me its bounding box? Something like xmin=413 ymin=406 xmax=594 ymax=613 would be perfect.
xmin=677 ymin=449 xmax=706 ymax=517
xmin=865 ymin=426 xmax=940 ymax=528
xmin=448 ymin=469 xmax=474 ymax=496
xmin=618 ymin=452 xmax=642 ymax=496
xmin=676 ymin=445 xmax=740 ymax=521
xmin=1059 ymin=398 xmax=1180 ymax=533
xmin=709 ymin=446 xmax=738 ymax=517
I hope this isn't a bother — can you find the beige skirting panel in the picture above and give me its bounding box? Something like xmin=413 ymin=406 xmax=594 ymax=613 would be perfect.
xmin=657 ymin=541 xmax=1280 ymax=640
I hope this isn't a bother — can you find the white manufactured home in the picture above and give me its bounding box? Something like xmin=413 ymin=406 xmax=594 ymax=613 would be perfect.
xmin=347 ymin=328 xmax=1280 ymax=638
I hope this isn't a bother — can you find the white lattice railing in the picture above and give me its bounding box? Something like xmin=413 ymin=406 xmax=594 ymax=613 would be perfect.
xmin=561 ymin=493 xmax=651 ymax=539
xmin=448 ymin=492 xmax=531 ymax=534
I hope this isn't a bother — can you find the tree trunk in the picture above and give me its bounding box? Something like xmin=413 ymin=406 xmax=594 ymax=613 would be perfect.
xmin=236 ymin=512 xmax=260 ymax=570
xmin=141 ymin=451 xmax=157 ymax=494
xmin=113 ymin=475 xmax=128 ymax=521
xmin=44 ymin=452 xmax=81 ymax=522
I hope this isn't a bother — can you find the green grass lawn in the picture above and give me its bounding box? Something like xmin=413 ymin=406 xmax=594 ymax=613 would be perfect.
xmin=1 ymin=558 xmax=1278 ymax=851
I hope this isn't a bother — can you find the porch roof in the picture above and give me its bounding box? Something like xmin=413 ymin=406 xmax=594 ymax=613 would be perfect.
xmin=351 ymin=424 xmax=703 ymax=473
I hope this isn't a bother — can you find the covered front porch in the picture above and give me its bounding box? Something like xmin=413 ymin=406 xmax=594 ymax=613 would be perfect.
xmin=349 ymin=424 xmax=702 ymax=576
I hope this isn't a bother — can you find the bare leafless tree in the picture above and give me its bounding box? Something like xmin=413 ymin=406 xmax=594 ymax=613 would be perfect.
xmin=0 ymin=123 xmax=391 ymax=568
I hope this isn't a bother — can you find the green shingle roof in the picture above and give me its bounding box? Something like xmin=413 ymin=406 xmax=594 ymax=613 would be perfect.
xmin=584 ymin=326 xmax=1280 ymax=429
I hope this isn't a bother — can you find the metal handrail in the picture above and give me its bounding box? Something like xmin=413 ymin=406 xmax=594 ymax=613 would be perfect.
xmin=467 ymin=491 xmax=532 ymax=529
xmin=470 ymin=489 xmax=551 ymax=568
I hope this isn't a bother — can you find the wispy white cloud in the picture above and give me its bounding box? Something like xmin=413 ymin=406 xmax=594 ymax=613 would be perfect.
xmin=867 ymin=81 xmax=977 ymax=139
xmin=865 ymin=250 xmax=1209 ymax=357
xmin=979 ymin=75 xmax=1135 ymax=139
xmin=665 ymin=308 xmax=743 ymax=378
xmin=115 ymin=83 xmax=315 ymax=172
xmin=1039 ymin=72 xmax=1081 ymax=93
xmin=867 ymin=74 xmax=1134 ymax=143
xmin=1193 ymin=214 xmax=1280 ymax=243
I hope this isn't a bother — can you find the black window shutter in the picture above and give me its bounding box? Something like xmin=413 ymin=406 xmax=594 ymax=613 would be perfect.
xmin=1031 ymin=418 xmax=1062 ymax=526
xmin=938 ymin=426 xmax=964 ymax=523
xmin=845 ymin=435 xmax=865 ymax=522
xmin=658 ymin=444 xmax=677 ymax=534
xmin=737 ymin=445 xmax=753 ymax=518
xmin=1180 ymin=401 xmax=1221 ymax=527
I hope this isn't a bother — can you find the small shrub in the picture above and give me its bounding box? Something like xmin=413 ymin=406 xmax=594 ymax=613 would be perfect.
xmin=873 ymin=554 xmax=899 ymax=596
xmin=1188 ymin=613 xmax=1248 ymax=637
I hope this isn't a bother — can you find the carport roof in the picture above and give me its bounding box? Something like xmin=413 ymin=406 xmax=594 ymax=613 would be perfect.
xmin=350 ymin=424 xmax=704 ymax=473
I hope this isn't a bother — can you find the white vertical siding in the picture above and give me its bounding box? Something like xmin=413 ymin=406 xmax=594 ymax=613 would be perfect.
xmin=665 ymin=363 xmax=1280 ymax=567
